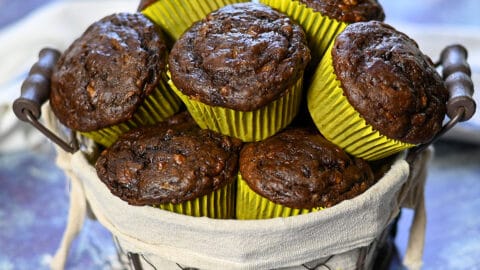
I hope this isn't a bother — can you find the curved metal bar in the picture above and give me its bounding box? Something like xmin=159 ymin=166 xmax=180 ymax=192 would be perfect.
xmin=25 ymin=110 xmax=78 ymax=153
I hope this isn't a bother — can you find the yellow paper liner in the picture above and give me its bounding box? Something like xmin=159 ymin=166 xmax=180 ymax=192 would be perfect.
xmin=81 ymin=77 xmax=181 ymax=147
xmin=307 ymin=44 xmax=415 ymax=161
xmin=236 ymin=174 xmax=322 ymax=220
xmin=142 ymin=0 xmax=249 ymax=41
xmin=168 ymin=76 xmax=303 ymax=142
xmin=260 ymin=0 xmax=347 ymax=68
xmin=155 ymin=181 xmax=235 ymax=219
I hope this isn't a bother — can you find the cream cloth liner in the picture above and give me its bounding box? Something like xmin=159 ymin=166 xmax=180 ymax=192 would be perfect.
xmin=44 ymin=105 xmax=429 ymax=270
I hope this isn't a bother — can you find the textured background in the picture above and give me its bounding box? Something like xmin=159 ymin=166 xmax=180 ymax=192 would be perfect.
xmin=1 ymin=0 xmax=479 ymax=269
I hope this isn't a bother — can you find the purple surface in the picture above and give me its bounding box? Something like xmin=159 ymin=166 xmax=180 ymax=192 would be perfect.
xmin=0 ymin=0 xmax=59 ymax=28
xmin=0 ymin=145 xmax=119 ymax=270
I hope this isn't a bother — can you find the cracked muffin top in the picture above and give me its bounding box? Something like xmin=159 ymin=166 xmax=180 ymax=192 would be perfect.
xmin=95 ymin=112 xmax=243 ymax=206
xmin=50 ymin=12 xmax=167 ymax=131
xmin=168 ymin=2 xmax=310 ymax=111
xmin=297 ymin=0 xmax=385 ymax=23
xmin=332 ymin=21 xmax=448 ymax=144
xmin=239 ymin=128 xmax=375 ymax=209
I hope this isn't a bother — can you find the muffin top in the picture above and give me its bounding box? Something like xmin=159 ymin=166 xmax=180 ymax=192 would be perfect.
xmin=168 ymin=2 xmax=311 ymax=111
xmin=332 ymin=21 xmax=448 ymax=144
xmin=50 ymin=12 xmax=167 ymax=132
xmin=95 ymin=112 xmax=243 ymax=206
xmin=297 ymin=0 xmax=385 ymax=23
xmin=239 ymin=128 xmax=375 ymax=209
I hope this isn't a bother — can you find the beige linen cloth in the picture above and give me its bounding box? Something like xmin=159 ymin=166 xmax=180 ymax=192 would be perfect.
xmin=45 ymin=105 xmax=431 ymax=270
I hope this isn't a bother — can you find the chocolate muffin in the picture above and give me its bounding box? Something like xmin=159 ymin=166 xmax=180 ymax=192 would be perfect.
xmin=169 ymin=2 xmax=310 ymax=111
xmin=50 ymin=12 xmax=180 ymax=147
xmin=237 ymin=128 xmax=375 ymax=219
xmin=95 ymin=112 xmax=243 ymax=218
xmin=332 ymin=21 xmax=448 ymax=144
xmin=260 ymin=0 xmax=384 ymax=74
xmin=168 ymin=2 xmax=310 ymax=142
xmin=297 ymin=0 xmax=385 ymax=23
xmin=307 ymin=21 xmax=448 ymax=160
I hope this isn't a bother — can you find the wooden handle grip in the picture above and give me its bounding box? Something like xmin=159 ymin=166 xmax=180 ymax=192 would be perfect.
xmin=13 ymin=48 xmax=60 ymax=121
xmin=439 ymin=44 xmax=476 ymax=121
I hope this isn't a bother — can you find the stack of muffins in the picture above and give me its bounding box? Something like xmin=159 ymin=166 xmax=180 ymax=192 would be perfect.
xmin=49 ymin=0 xmax=448 ymax=220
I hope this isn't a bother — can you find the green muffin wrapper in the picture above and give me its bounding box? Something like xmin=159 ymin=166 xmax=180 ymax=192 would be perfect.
xmin=155 ymin=180 xmax=236 ymax=219
xmin=168 ymin=75 xmax=303 ymax=142
xmin=81 ymin=76 xmax=181 ymax=147
xmin=260 ymin=0 xmax=347 ymax=68
xmin=307 ymin=44 xmax=415 ymax=161
xmin=142 ymin=0 xmax=249 ymax=41
xmin=236 ymin=173 xmax=322 ymax=220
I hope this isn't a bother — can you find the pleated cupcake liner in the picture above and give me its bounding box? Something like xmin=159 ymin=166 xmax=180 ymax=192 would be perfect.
xmin=260 ymin=0 xmax=347 ymax=68
xmin=155 ymin=181 xmax=236 ymax=219
xmin=236 ymin=174 xmax=322 ymax=220
xmin=168 ymin=75 xmax=303 ymax=142
xmin=142 ymin=0 xmax=249 ymax=41
xmin=307 ymin=44 xmax=415 ymax=160
xmin=81 ymin=77 xmax=182 ymax=147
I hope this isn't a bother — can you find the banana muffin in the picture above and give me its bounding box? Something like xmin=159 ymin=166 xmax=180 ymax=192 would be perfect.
xmin=168 ymin=2 xmax=310 ymax=141
xmin=308 ymin=21 xmax=448 ymax=160
xmin=50 ymin=12 xmax=180 ymax=147
xmin=260 ymin=0 xmax=384 ymax=73
xmin=95 ymin=111 xmax=243 ymax=218
xmin=297 ymin=0 xmax=385 ymax=23
xmin=237 ymin=128 xmax=375 ymax=219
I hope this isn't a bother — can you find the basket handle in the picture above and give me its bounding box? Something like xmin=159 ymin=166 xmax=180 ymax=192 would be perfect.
xmin=441 ymin=44 xmax=476 ymax=121
xmin=407 ymin=44 xmax=476 ymax=163
xmin=12 ymin=48 xmax=79 ymax=153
